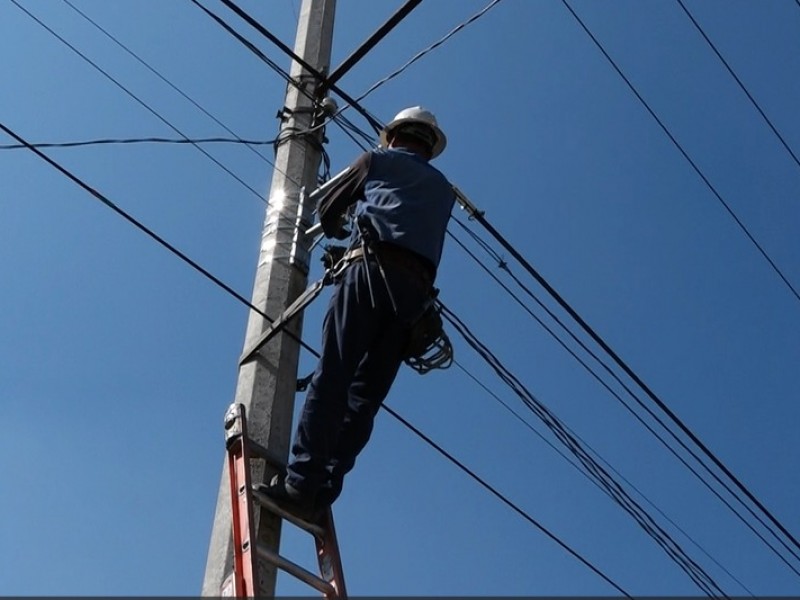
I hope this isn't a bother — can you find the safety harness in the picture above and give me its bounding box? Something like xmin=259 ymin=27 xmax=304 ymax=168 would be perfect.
xmin=239 ymin=223 xmax=453 ymax=378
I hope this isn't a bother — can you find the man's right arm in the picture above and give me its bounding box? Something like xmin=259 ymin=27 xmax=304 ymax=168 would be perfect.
xmin=317 ymin=152 xmax=371 ymax=239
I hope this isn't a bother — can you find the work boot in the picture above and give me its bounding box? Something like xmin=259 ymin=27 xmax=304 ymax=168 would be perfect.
xmin=257 ymin=474 xmax=323 ymax=524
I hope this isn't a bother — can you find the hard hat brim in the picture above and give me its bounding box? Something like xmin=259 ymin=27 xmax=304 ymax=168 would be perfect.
xmin=380 ymin=117 xmax=447 ymax=159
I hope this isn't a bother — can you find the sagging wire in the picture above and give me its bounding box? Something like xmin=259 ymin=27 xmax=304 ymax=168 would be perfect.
xmin=438 ymin=301 xmax=728 ymax=597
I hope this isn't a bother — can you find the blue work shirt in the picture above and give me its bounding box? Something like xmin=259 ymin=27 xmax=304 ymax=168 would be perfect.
xmin=318 ymin=148 xmax=455 ymax=271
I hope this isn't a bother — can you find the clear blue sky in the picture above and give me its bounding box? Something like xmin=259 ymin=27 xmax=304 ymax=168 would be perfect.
xmin=2 ymin=0 xmax=799 ymax=596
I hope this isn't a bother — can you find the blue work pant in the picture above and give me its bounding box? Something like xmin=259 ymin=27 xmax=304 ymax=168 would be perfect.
xmin=286 ymin=256 xmax=431 ymax=505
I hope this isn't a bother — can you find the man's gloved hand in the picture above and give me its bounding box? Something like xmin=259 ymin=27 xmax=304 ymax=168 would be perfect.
xmin=321 ymin=245 xmax=347 ymax=270
xmin=321 ymin=212 xmax=350 ymax=240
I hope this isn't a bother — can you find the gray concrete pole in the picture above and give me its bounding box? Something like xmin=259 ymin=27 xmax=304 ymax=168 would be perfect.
xmin=202 ymin=0 xmax=336 ymax=595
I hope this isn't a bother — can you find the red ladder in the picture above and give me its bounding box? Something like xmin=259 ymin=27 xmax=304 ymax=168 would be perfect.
xmin=221 ymin=402 xmax=347 ymax=599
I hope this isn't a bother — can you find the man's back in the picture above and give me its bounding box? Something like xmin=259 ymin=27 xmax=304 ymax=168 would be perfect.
xmin=355 ymin=147 xmax=454 ymax=270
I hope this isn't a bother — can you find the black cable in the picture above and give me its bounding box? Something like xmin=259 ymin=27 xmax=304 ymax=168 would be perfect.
xmin=381 ymin=404 xmax=633 ymax=597
xmin=60 ymin=0 xmax=281 ymax=173
xmin=322 ymin=0 xmax=424 ymax=93
xmin=188 ymin=0 xmax=311 ymax=100
xmin=452 ymin=354 xmax=753 ymax=595
xmin=3 ymin=119 xmax=635 ymax=593
xmin=0 ymin=136 xmax=277 ymax=150
xmin=10 ymin=0 xmax=265 ymax=203
xmin=438 ymin=302 xmax=728 ymax=596
xmin=468 ymin=200 xmax=800 ymax=564
xmin=215 ymin=0 xmax=384 ymax=134
xmin=353 ymin=0 xmax=505 ymax=106
xmin=260 ymin=0 xmax=800 ymax=570
xmin=675 ymin=0 xmax=800 ymax=171
xmin=0 ymin=120 xmax=318 ymax=359
xmin=560 ymin=0 xmax=800 ymax=305
xmin=448 ymin=225 xmax=800 ymax=578
xmin=559 ymin=0 xmax=800 ymax=555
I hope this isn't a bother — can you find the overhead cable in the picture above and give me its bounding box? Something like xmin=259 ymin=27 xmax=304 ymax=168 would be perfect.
xmin=0 ymin=136 xmax=277 ymax=150
xmin=60 ymin=0 xmax=281 ymax=172
xmin=214 ymin=0 xmax=384 ymax=133
xmin=561 ymin=0 xmax=800 ymax=305
xmin=383 ymin=404 xmax=632 ymax=597
xmin=675 ymin=0 xmax=800 ymax=171
xmin=10 ymin=0 xmax=264 ymax=203
xmin=451 ymin=353 xmax=753 ymax=595
xmin=448 ymin=223 xmax=800 ymax=577
xmin=353 ymin=0 xmax=505 ymax=105
xmin=2 ymin=119 xmax=628 ymax=594
xmin=560 ymin=0 xmax=800 ymax=555
xmin=322 ymin=0 xmax=425 ymax=92
xmin=438 ymin=301 xmax=728 ymax=596
xmin=0 ymin=120 xmax=316 ymax=357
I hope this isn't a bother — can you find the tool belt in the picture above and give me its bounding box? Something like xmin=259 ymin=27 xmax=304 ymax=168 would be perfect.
xmin=343 ymin=242 xmax=435 ymax=289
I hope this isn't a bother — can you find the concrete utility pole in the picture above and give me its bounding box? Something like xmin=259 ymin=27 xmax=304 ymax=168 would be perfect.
xmin=202 ymin=0 xmax=336 ymax=595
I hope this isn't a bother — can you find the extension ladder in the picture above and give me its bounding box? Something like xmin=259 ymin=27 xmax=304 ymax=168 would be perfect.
xmin=221 ymin=402 xmax=347 ymax=599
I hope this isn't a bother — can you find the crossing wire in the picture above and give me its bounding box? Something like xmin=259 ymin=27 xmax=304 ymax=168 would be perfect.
xmin=438 ymin=301 xmax=727 ymax=596
xmin=213 ymin=0 xmax=385 ymax=134
xmin=560 ymin=0 xmax=800 ymax=305
xmin=675 ymin=0 xmax=800 ymax=171
xmin=60 ymin=0 xmax=282 ymax=173
xmin=0 ymin=136 xmax=278 ymax=150
xmin=353 ymin=0 xmax=505 ymax=106
xmin=0 ymin=118 xmax=629 ymax=596
xmin=9 ymin=0 xmax=266 ymax=204
xmin=224 ymin=0 xmax=800 ymax=574
xmin=382 ymin=404 xmax=632 ymax=597
xmin=560 ymin=0 xmax=800 ymax=555
xmin=448 ymin=222 xmax=800 ymax=578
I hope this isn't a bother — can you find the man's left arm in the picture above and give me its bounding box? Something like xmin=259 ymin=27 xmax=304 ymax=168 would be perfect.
xmin=317 ymin=152 xmax=371 ymax=239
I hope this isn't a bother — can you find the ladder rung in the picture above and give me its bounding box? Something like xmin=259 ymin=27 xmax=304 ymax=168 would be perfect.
xmin=252 ymin=487 xmax=326 ymax=539
xmin=256 ymin=543 xmax=336 ymax=596
xmin=245 ymin=438 xmax=286 ymax=470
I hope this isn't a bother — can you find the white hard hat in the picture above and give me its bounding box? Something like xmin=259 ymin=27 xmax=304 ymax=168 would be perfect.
xmin=379 ymin=106 xmax=447 ymax=158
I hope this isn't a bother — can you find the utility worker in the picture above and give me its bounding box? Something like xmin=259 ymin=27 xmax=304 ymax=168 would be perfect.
xmin=263 ymin=106 xmax=455 ymax=521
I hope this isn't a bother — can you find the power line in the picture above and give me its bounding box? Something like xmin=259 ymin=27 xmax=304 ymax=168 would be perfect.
xmin=382 ymin=404 xmax=632 ymax=597
xmin=321 ymin=0 xmax=425 ymax=93
xmin=0 ymin=135 xmax=277 ymax=150
xmin=448 ymin=223 xmax=800 ymax=577
xmin=560 ymin=0 xmax=800 ymax=305
xmin=559 ymin=0 xmax=800 ymax=556
xmin=0 ymin=120 xmax=316 ymax=357
xmin=1 ymin=119 xmax=631 ymax=594
xmin=60 ymin=0 xmax=281 ymax=172
xmin=253 ymin=0 xmax=800 ymax=572
xmin=187 ymin=0 xmax=309 ymax=98
xmin=438 ymin=301 xmax=728 ymax=596
xmin=214 ymin=0 xmax=384 ymax=134
xmin=675 ymin=0 xmax=800 ymax=171
xmin=465 ymin=192 xmax=800 ymax=566
xmin=354 ymin=0 xmax=505 ymax=106
xmin=10 ymin=0 xmax=265 ymax=203
xmin=451 ymin=354 xmax=754 ymax=595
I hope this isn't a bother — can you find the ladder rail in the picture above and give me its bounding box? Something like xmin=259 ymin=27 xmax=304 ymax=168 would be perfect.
xmin=224 ymin=406 xmax=261 ymax=597
xmin=223 ymin=402 xmax=348 ymax=599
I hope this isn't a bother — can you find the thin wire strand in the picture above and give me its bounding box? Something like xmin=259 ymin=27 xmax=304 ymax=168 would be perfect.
xmin=447 ymin=227 xmax=783 ymax=588
xmin=353 ymin=0 xmax=505 ymax=105
xmin=0 ymin=136 xmax=277 ymax=150
xmin=675 ymin=0 xmax=800 ymax=171
xmin=61 ymin=0 xmax=281 ymax=172
xmin=2 ymin=119 xmax=631 ymax=594
xmin=381 ymin=404 xmax=633 ymax=597
xmin=439 ymin=302 xmax=728 ymax=596
xmin=561 ymin=0 xmax=800 ymax=305
xmin=10 ymin=0 xmax=265 ymax=203
xmin=451 ymin=218 xmax=800 ymax=574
